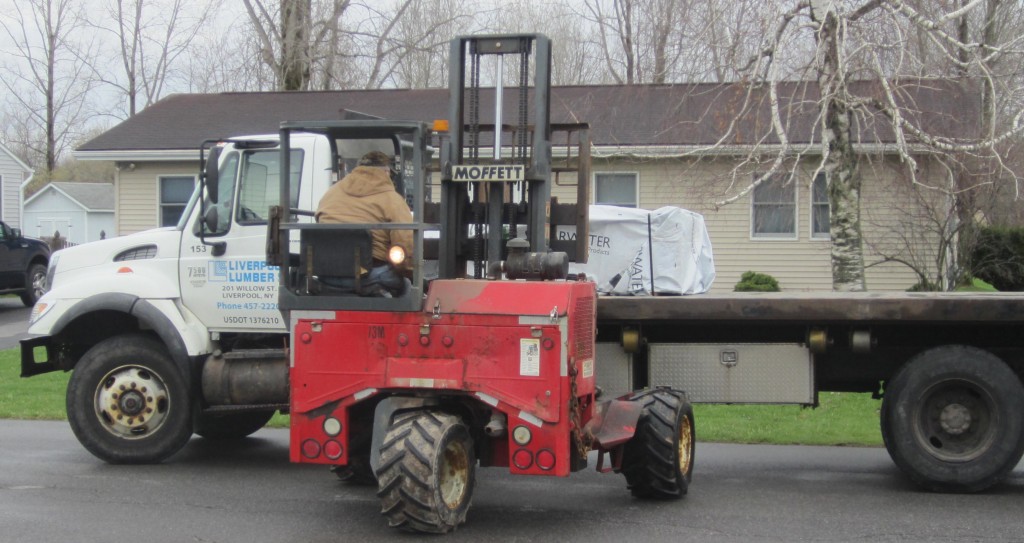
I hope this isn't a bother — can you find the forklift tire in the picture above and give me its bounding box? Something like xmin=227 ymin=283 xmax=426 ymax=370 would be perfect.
xmin=194 ymin=411 xmax=275 ymax=440
xmin=375 ymin=410 xmax=475 ymax=533
xmin=621 ymin=388 xmax=695 ymax=499
xmin=881 ymin=345 xmax=1024 ymax=493
xmin=66 ymin=334 xmax=193 ymax=464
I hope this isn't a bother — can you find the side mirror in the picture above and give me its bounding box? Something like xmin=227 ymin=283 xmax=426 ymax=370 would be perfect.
xmin=11 ymin=228 xmax=21 ymax=238
xmin=204 ymin=205 xmax=219 ymax=233
xmin=204 ymin=146 xmax=222 ymax=204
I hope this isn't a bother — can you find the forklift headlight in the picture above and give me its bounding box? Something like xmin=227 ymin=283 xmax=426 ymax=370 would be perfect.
xmin=388 ymin=245 xmax=406 ymax=266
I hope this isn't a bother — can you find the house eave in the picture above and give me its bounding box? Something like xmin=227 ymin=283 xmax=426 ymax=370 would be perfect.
xmin=590 ymin=143 xmax=925 ymax=158
xmin=74 ymin=149 xmax=198 ymax=162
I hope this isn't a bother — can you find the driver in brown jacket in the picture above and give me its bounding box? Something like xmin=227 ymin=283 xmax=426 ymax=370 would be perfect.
xmin=315 ymin=150 xmax=413 ymax=296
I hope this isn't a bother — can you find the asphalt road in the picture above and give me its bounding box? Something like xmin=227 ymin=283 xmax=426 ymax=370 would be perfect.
xmin=2 ymin=420 xmax=1022 ymax=543
xmin=0 ymin=296 xmax=31 ymax=350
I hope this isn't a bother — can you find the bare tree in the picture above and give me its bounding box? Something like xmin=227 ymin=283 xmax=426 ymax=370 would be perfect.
xmin=700 ymin=0 xmax=1024 ymax=291
xmin=242 ymin=0 xmax=349 ymax=91
xmin=0 ymin=0 xmax=97 ymax=172
xmin=88 ymin=0 xmax=211 ymax=117
xmin=385 ymin=0 xmax=475 ymax=89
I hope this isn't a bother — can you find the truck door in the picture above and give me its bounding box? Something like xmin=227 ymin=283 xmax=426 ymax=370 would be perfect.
xmin=178 ymin=145 xmax=309 ymax=333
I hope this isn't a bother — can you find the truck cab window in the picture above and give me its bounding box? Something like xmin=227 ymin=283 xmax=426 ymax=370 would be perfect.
xmin=237 ymin=149 xmax=304 ymax=224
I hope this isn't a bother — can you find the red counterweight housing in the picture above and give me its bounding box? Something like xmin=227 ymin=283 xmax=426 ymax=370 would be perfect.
xmin=289 ymin=278 xmax=597 ymax=476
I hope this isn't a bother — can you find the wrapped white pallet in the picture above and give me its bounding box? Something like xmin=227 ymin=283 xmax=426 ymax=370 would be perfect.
xmin=581 ymin=205 xmax=715 ymax=295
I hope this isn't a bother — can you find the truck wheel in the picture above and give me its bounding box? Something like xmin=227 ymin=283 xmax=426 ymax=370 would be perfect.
xmin=66 ymin=334 xmax=193 ymax=464
xmin=621 ymin=388 xmax=695 ymax=499
xmin=20 ymin=263 xmax=46 ymax=307
xmin=194 ymin=411 xmax=274 ymax=440
xmin=881 ymin=346 xmax=1024 ymax=492
xmin=375 ymin=410 xmax=475 ymax=533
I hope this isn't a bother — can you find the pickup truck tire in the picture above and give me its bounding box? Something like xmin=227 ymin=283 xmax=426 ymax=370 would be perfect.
xmin=20 ymin=263 xmax=46 ymax=307
xmin=66 ymin=334 xmax=193 ymax=464
xmin=194 ymin=411 xmax=274 ymax=440
xmin=621 ymin=388 xmax=695 ymax=499
xmin=881 ymin=345 xmax=1024 ymax=493
xmin=375 ymin=410 xmax=474 ymax=533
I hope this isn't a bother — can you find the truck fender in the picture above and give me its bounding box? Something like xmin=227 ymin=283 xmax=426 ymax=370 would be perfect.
xmin=584 ymin=399 xmax=644 ymax=449
xmin=48 ymin=293 xmax=203 ymax=381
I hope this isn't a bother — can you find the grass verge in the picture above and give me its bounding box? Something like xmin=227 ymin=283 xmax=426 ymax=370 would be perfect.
xmin=1 ymin=348 xmax=882 ymax=446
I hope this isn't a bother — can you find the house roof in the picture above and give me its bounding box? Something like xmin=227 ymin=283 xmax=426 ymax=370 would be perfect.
xmin=0 ymin=141 xmax=32 ymax=173
xmin=76 ymin=80 xmax=979 ymax=158
xmin=25 ymin=182 xmax=115 ymax=211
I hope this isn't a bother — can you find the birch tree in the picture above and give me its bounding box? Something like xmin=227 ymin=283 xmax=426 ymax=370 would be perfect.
xmin=706 ymin=0 xmax=1024 ymax=291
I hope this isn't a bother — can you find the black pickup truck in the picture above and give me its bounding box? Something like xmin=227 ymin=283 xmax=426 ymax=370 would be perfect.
xmin=0 ymin=221 xmax=50 ymax=306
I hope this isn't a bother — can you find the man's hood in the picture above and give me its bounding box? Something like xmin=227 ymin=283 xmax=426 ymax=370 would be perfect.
xmin=342 ymin=166 xmax=395 ymax=197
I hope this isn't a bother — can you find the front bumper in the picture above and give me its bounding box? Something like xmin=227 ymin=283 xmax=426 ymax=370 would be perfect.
xmin=20 ymin=335 xmax=58 ymax=377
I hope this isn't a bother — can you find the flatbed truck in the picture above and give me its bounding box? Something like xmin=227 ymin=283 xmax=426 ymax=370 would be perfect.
xmin=18 ymin=35 xmax=1024 ymax=523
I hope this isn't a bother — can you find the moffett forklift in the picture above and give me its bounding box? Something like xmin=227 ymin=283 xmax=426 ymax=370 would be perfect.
xmin=266 ymin=34 xmax=695 ymax=533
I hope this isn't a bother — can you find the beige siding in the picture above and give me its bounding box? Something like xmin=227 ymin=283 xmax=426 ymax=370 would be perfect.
xmin=588 ymin=154 xmax=934 ymax=292
xmin=116 ymin=161 xmax=197 ymax=235
xmin=119 ymin=154 xmax=940 ymax=292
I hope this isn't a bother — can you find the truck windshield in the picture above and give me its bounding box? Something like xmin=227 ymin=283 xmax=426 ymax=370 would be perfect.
xmin=237 ymin=149 xmax=304 ymax=224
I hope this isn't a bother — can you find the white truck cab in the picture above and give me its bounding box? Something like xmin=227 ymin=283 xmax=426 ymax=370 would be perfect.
xmin=20 ymin=132 xmax=346 ymax=463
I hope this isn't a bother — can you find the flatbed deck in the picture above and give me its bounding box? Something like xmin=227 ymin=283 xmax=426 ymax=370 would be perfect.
xmin=596 ymin=291 xmax=1024 ymax=324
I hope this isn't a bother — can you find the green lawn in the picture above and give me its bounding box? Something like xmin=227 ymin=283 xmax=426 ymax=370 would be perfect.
xmin=1 ymin=348 xmax=882 ymax=446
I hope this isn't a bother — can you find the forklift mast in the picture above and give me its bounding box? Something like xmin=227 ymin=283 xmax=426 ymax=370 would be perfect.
xmin=438 ymin=34 xmax=589 ymax=279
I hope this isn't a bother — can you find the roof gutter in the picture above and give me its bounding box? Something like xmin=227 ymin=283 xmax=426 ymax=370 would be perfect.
xmin=73 ymin=149 xmax=197 ymax=162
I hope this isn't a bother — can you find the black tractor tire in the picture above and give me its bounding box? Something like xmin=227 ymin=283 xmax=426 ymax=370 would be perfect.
xmin=621 ymin=388 xmax=695 ymax=499
xmin=20 ymin=263 xmax=46 ymax=307
xmin=194 ymin=410 xmax=274 ymax=440
xmin=375 ymin=410 xmax=475 ymax=533
xmin=66 ymin=334 xmax=193 ymax=464
xmin=881 ymin=345 xmax=1024 ymax=493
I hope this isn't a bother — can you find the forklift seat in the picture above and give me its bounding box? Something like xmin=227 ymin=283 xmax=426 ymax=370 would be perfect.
xmin=299 ymin=228 xmax=373 ymax=295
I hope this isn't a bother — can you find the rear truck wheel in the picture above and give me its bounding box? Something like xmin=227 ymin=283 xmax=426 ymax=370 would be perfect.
xmin=375 ymin=410 xmax=475 ymax=533
xmin=881 ymin=346 xmax=1024 ymax=493
xmin=66 ymin=334 xmax=193 ymax=464
xmin=20 ymin=263 xmax=46 ymax=307
xmin=194 ymin=410 xmax=274 ymax=440
xmin=621 ymin=388 xmax=695 ymax=499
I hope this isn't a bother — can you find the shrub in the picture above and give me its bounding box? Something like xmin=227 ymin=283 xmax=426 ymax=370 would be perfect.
xmin=734 ymin=271 xmax=780 ymax=292
xmin=971 ymin=227 xmax=1024 ymax=291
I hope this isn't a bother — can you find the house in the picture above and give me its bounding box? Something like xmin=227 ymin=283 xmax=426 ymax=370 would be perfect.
xmin=23 ymin=182 xmax=115 ymax=245
xmin=74 ymin=82 xmax=976 ymax=292
xmin=0 ymin=141 xmax=31 ymax=228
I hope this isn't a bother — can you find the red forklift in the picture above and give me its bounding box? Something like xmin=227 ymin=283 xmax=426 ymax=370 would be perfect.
xmin=267 ymin=34 xmax=694 ymax=533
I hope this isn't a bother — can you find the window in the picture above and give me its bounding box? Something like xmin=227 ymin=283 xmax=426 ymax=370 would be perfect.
xmin=594 ymin=172 xmax=638 ymax=207
xmin=811 ymin=173 xmax=830 ymax=239
xmin=160 ymin=176 xmax=196 ymax=227
xmin=236 ymin=149 xmax=304 ymax=224
xmin=751 ymin=173 xmax=796 ymax=238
